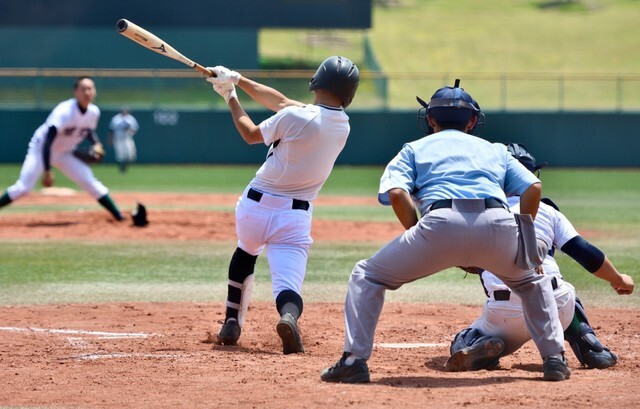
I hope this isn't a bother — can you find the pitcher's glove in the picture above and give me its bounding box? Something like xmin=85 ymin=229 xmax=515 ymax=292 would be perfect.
xmin=131 ymin=202 xmax=149 ymax=227
xmin=73 ymin=143 xmax=105 ymax=164
xmin=458 ymin=266 xmax=484 ymax=275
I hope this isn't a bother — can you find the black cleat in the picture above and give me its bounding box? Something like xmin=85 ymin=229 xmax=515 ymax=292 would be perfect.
xmin=217 ymin=319 xmax=241 ymax=346
xmin=321 ymin=353 xmax=371 ymax=384
xmin=276 ymin=313 xmax=304 ymax=354
xmin=543 ymin=355 xmax=571 ymax=381
xmin=583 ymin=348 xmax=618 ymax=369
xmin=445 ymin=336 xmax=504 ymax=372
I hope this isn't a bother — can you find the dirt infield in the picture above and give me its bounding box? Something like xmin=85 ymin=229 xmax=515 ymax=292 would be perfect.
xmin=1 ymin=191 xmax=639 ymax=408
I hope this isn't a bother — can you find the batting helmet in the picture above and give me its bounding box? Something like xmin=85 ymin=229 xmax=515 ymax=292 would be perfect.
xmin=309 ymin=56 xmax=360 ymax=108
xmin=506 ymin=143 xmax=547 ymax=175
xmin=416 ymin=79 xmax=485 ymax=135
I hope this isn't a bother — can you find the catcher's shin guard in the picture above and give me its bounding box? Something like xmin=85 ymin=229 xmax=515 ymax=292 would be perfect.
xmin=225 ymin=248 xmax=258 ymax=327
xmin=564 ymin=298 xmax=618 ymax=369
xmin=446 ymin=327 xmax=504 ymax=372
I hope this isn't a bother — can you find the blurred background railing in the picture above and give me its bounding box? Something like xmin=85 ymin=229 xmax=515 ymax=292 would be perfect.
xmin=0 ymin=68 xmax=638 ymax=112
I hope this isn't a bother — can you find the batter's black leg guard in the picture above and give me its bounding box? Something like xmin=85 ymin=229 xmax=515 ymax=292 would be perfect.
xmin=564 ymin=298 xmax=618 ymax=369
xmin=275 ymin=290 xmax=304 ymax=354
xmin=224 ymin=247 xmax=258 ymax=324
xmin=445 ymin=327 xmax=505 ymax=372
xmin=0 ymin=191 xmax=12 ymax=208
xmin=97 ymin=194 xmax=124 ymax=221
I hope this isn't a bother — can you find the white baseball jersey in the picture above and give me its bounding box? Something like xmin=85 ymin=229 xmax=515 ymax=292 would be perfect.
xmin=471 ymin=196 xmax=580 ymax=356
xmin=7 ymin=98 xmax=109 ymax=201
xmin=237 ymin=104 xmax=350 ymax=298
xmin=30 ymin=98 xmax=100 ymax=154
xmin=109 ymin=112 xmax=139 ymax=163
xmin=251 ymin=104 xmax=350 ymax=201
xmin=481 ymin=196 xmax=580 ymax=295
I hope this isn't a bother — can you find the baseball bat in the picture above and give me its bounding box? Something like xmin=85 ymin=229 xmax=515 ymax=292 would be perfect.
xmin=116 ymin=19 xmax=213 ymax=77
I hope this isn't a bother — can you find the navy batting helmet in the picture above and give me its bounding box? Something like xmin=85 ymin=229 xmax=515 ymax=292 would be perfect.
xmin=506 ymin=143 xmax=547 ymax=175
xmin=416 ymin=79 xmax=485 ymax=135
xmin=309 ymin=56 xmax=360 ymax=108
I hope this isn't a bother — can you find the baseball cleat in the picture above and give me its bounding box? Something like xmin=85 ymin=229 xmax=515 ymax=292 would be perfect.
xmin=217 ymin=319 xmax=241 ymax=346
xmin=276 ymin=313 xmax=304 ymax=354
xmin=445 ymin=336 xmax=504 ymax=372
xmin=583 ymin=348 xmax=618 ymax=369
xmin=321 ymin=353 xmax=370 ymax=384
xmin=542 ymin=355 xmax=571 ymax=381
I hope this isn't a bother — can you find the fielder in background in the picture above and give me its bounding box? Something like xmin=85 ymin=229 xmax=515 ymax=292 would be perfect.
xmin=108 ymin=106 xmax=139 ymax=173
xmin=321 ymin=80 xmax=571 ymax=383
xmin=446 ymin=143 xmax=634 ymax=372
xmin=204 ymin=56 xmax=359 ymax=354
xmin=0 ymin=76 xmax=124 ymax=221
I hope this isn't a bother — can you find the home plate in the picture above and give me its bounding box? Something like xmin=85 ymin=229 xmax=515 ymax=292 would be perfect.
xmin=375 ymin=342 xmax=448 ymax=349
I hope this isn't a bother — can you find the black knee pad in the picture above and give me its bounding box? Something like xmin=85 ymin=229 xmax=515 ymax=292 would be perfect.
xmin=276 ymin=290 xmax=303 ymax=319
xmin=229 ymin=247 xmax=258 ymax=282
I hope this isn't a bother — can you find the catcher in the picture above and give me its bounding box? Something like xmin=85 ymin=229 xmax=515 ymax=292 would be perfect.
xmin=447 ymin=143 xmax=634 ymax=372
xmin=0 ymin=76 xmax=125 ymax=221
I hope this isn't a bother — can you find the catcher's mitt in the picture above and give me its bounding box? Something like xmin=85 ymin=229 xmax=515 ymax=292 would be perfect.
xmin=73 ymin=143 xmax=105 ymax=164
xmin=131 ymin=202 xmax=148 ymax=227
xmin=458 ymin=266 xmax=484 ymax=275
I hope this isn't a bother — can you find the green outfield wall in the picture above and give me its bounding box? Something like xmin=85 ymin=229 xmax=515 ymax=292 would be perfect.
xmin=0 ymin=109 xmax=638 ymax=167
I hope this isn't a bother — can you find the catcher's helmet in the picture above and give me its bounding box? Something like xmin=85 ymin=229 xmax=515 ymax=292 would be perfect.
xmin=416 ymin=79 xmax=485 ymax=135
xmin=309 ymin=56 xmax=360 ymax=108
xmin=506 ymin=143 xmax=547 ymax=175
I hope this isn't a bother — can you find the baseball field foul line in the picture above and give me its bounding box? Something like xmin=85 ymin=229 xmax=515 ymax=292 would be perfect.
xmin=0 ymin=326 xmax=160 ymax=339
xmin=375 ymin=342 xmax=448 ymax=349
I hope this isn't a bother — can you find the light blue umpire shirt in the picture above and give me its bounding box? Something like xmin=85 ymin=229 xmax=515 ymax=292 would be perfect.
xmin=378 ymin=130 xmax=540 ymax=216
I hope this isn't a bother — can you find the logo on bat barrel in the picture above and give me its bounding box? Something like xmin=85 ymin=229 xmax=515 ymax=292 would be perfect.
xmin=151 ymin=44 xmax=167 ymax=53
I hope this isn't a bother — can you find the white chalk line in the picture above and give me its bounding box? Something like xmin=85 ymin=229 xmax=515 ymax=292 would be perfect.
xmin=0 ymin=326 xmax=160 ymax=339
xmin=69 ymin=352 xmax=191 ymax=361
xmin=375 ymin=342 xmax=448 ymax=349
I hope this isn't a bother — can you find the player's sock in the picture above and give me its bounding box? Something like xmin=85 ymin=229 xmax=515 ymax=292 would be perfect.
xmin=97 ymin=194 xmax=124 ymax=221
xmin=564 ymin=314 xmax=582 ymax=338
xmin=276 ymin=290 xmax=303 ymax=319
xmin=0 ymin=191 xmax=12 ymax=208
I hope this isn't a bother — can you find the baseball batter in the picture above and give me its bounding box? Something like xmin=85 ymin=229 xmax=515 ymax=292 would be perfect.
xmin=0 ymin=77 xmax=124 ymax=221
xmin=321 ymin=80 xmax=570 ymax=383
xmin=446 ymin=143 xmax=634 ymax=372
xmin=205 ymin=56 xmax=359 ymax=354
xmin=109 ymin=107 xmax=139 ymax=173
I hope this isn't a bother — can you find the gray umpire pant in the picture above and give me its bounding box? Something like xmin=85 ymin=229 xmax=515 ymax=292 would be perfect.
xmin=343 ymin=199 xmax=564 ymax=360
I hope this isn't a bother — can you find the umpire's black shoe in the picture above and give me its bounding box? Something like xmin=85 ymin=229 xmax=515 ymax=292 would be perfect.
xmin=320 ymin=353 xmax=371 ymax=384
xmin=445 ymin=336 xmax=505 ymax=372
xmin=543 ymin=355 xmax=571 ymax=381
xmin=276 ymin=313 xmax=304 ymax=354
xmin=217 ymin=319 xmax=241 ymax=346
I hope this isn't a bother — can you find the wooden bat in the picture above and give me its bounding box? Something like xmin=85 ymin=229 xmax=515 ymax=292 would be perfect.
xmin=116 ymin=19 xmax=213 ymax=77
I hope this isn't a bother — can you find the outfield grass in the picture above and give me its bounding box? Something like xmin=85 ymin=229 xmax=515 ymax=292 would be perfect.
xmin=0 ymin=165 xmax=638 ymax=307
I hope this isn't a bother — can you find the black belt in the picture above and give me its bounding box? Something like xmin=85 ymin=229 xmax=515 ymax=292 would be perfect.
xmin=429 ymin=198 xmax=505 ymax=211
xmin=493 ymin=277 xmax=559 ymax=301
xmin=247 ymin=188 xmax=310 ymax=211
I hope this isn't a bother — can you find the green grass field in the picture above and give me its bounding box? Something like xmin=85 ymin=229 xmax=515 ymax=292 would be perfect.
xmin=0 ymin=165 xmax=638 ymax=308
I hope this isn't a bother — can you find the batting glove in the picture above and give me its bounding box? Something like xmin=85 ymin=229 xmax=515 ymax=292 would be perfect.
xmin=212 ymin=82 xmax=238 ymax=104
xmin=205 ymin=66 xmax=241 ymax=85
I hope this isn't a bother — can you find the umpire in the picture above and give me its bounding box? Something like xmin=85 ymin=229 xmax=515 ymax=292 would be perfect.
xmin=321 ymin=80 xmax=570 ymax=383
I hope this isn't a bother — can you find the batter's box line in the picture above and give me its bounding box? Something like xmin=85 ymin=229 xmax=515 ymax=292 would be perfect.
xmin=63 ymin=352 xmax=194 ymax=361
xmin=0 ymin=326 xmax=162 ymax=339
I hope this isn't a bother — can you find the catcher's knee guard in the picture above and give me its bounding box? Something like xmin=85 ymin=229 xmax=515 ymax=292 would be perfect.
xmin=446 ymin=328 xmax=505 ymax=372
xmin=225 ymin=248 xmax=258 ymax=327
xmin=565 ymin=298 xmax=618 ymax=369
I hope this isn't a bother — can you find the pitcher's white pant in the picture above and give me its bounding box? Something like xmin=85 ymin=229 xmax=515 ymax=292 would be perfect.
xmin=471 ymin=279 xmax=576 ymax=356
xmin=7 ymin=146 xmax=109 ymax=201
xmin=343 ymin=200 xmax=565 ymax=360
xmin=235 ymin=186 xmax=313 ymax=299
